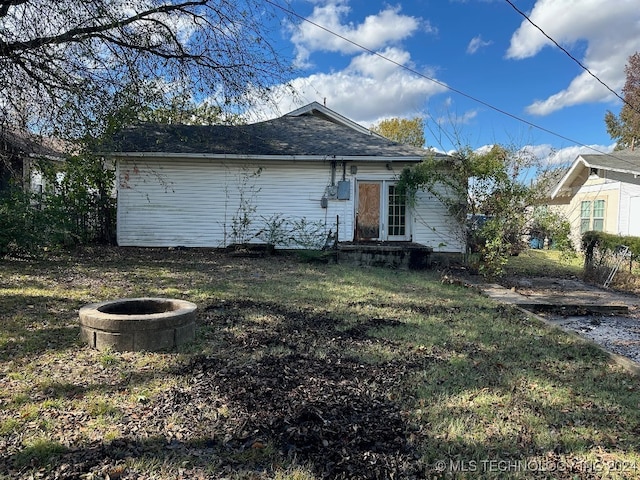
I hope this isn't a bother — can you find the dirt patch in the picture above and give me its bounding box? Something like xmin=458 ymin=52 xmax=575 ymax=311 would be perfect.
xmin=178 ymin=299 xmax=428 ymax=478
xmin=549 ymin=314 xmax=640 ymax=364
xmin=502 ymin=276 xmax=640 ymax=307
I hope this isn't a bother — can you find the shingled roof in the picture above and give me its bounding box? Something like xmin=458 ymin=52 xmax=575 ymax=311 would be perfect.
xmin=108 ymin=103 xmax=444 ymax=161
xmin=579 ymin=149 xmax=640 ymax=175
xmin=0 ymin=128 xmax=66 ymax=159
xmin=550 ymin=148 xmax=640 ymax=200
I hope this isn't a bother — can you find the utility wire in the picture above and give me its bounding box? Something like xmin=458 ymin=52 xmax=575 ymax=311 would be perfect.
xmin=502 ymin=0 xmax=640 ymax=223
xmin=266 ymin=0 xmax=637 ymax=236
xmin=265 ymin=0 xmax=639 ymax=166
xmin=504 ymin=0 xmax=640 ymax=116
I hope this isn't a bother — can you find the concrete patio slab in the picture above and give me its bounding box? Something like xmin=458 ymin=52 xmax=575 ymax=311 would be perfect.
xmin=474 ymin=278 xmax=634 ymax=316
xmin=464 ymin=276 xmax=640 ymax=375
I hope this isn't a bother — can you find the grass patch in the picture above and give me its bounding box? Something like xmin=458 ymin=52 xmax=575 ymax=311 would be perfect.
xmin=504 ymin=249 xmax=583 ymax=277
xmin=1 ymin=248 xmax=640 ymax=479
xmin=13 ymin=438 xmax=68 ymax=468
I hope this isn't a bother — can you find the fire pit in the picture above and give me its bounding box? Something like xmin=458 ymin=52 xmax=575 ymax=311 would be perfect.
xmin=79 ymin=298 xmax=197 ymax=352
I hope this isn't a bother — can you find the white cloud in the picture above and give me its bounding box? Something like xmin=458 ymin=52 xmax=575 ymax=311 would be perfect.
xmin=518 ymin=142 xmax=615 ymax=167
xmin=346 ymin=46 xmax=412 ymax=80
xmin=547 ymin=143 xmax=615 ymax=165
xmin=467 ymin=35 xmax=492 ymax=54
xmin=248 ymin=2 xmax=445 ymax=126
xmin=249 ymin=48 xmax=447 ymax=125
xmin=289 ymin=1 xmax=423 ymax=67
xmin=507 ymin=0 xmax=640 ymax=115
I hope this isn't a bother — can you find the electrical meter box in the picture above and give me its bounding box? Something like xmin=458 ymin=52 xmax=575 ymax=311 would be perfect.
xmin=337 ymin=180 xmax=351 ymax=200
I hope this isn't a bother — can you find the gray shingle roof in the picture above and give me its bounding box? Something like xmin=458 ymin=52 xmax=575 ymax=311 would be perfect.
xmin=580 ymin=149 xmax=640 ymax=175
xmin=550 ymin=148 xmax=640 ymax=200
xmin=1 ymin=128 xmax=66 ymax=158
xmin=108 ymin=112 xmax=442 ymax=160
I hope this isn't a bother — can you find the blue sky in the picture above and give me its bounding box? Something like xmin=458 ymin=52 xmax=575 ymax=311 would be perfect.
xmin=251 ymin=0 xmax=640 ymax=166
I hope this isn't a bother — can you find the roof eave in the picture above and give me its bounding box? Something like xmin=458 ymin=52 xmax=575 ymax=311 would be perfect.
xmin=587 ymin=163 xmax=640 ymax=176
xmin=105 ymin=152 xmax=427 ymax=163
xmin=550 ymin=156 xmax=588 ymax=199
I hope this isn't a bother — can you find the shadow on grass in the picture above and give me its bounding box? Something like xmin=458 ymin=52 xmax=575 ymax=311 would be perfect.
xmin=3 ymin=251 xmax=640 ymax=478
xmin=0 ymin=293 xmax=84 ymax=362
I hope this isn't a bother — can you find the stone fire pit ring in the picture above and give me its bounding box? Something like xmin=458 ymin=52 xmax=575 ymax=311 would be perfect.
xmin=79 ymin=297 xmax=197 ymax=352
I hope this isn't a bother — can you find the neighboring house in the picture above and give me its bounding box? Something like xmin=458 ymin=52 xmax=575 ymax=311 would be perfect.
xmin=107 ymin=102 xmax=465 ymax=253
xmin=0 ymin=127 xmax=65 ymax=193
xmin=549 ymin=149 xmax=640 ymax=248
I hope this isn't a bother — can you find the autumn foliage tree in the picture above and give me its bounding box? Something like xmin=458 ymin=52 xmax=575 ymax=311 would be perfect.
xmin=370 ymin=117 xmax=425 ymax=148
xmin=605 ymin=52 xmax=640 ymax=150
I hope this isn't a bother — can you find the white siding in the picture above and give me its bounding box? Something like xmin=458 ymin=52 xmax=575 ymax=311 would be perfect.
xmin=117 ymin=158 xmax=354 ymax=247
xmin=116 ymin=157 xmax=464 ymax=252
xmin=411 ymin=187 xmax=466 ymax=253
xmin=619 ymin=182 xmax=640 ymax=236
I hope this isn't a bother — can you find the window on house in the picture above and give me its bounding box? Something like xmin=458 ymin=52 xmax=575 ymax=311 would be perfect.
xmin=387 ymin=185 xmax=406 ymax=237
xmin=592 ymin=199 xmax=605 ymax=231
xmin=580 ymin=201 xmax=591 ymax=234
xmin=580 ymin=199 xmax=605 ymax=233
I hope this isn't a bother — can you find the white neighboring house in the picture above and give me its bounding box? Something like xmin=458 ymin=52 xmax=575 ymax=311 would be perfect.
xmin=106 ymin=102 xmax=466 ymax=253
xmin=549 ymin=149 xmax=640 ymax=248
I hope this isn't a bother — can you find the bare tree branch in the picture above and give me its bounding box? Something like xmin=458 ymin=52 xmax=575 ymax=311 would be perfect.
xmin=0 ymin=1 xmax=27 ymax=18
xmin=0 ymin=0 xmax=291 ymax=135
xmin=0 ymin=1 xmax=207 ymax=55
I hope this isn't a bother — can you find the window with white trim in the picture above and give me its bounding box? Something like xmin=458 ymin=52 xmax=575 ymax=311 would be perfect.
xmin=580 ymin=199 xmax=605 ymax=233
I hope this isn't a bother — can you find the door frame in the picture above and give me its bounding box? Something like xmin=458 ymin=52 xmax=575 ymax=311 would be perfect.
xmin=355 ymin=179 xmax=410 ymax=241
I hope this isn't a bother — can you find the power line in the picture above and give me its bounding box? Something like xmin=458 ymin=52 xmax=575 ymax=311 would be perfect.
xmin=502 ymin=0 xmax=640 ymax=224
xmin=265 ymin=0 xmax=640 ymax=167
xmin=504 ymin=0 xmax=640 ymax=116
xmin=266 ymin=0 xmax=640 ymax=234
xmin=265 ymin=1 xmax=640 ymax=238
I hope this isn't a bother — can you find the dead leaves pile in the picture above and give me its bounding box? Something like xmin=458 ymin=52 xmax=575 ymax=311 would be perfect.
xmin=2 ymin=298 xmax=436 ymax=479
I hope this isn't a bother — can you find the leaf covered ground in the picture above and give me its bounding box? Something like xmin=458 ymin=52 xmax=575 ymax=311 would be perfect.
xmin=1 ymin=248 xmax=640 ymax=479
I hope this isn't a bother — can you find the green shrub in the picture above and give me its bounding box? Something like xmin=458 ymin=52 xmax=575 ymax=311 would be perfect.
xmin=581 ymin=231 xmax=639 ymax=282
xmin=582 ymin=231 xmax=640 ymax=266
xmin=0 ymin=187 xmax=50 ymax=257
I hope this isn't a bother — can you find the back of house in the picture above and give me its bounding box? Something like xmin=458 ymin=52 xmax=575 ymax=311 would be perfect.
xmin=108 ymin=102 xmax=466 ymax=254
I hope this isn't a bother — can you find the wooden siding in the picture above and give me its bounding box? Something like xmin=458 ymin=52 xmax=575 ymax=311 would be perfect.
xmin=559 ymin=182 xmax=620 ymax=249
xmin=116 ymin=157 xmax=464 ymax=252
xmin=411 ymin=188 xmax=466 ymax=253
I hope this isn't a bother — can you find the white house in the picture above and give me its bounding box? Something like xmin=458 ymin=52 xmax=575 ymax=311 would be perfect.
xmin=107 ymin=102 xmax=465 ymax=254
xmin=549 ymin=149 xmax=640 ymax=247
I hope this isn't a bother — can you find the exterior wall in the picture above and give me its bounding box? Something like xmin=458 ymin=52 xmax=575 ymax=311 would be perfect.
xmin=557 ymin=171 xmax=640 ymax=249
xmin=117 ymin=158 xmax=348 ymax=248
xmin=411 ymin=187 xmax=465 ymax=253
xmin=116 ymin=157 xmax=464 ymax=252
xmin=558 ymin=181 xmax=620 ymax=249
xmin=617 ymin=178 xmax=640 ymax=237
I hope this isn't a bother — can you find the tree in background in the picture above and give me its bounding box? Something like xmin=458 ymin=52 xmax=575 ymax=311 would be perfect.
xmin=0 ymin=0 xmax=288 ymax=135
xmin=397 ymin=144 xmax=567 ymax=277
xmin=370 ymin=117 xmax=425 ymax=148
xmin=139 ymin=93 xmax=244 ymax=126
xmin=605 ymin=52 xmax=640 ymax=150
